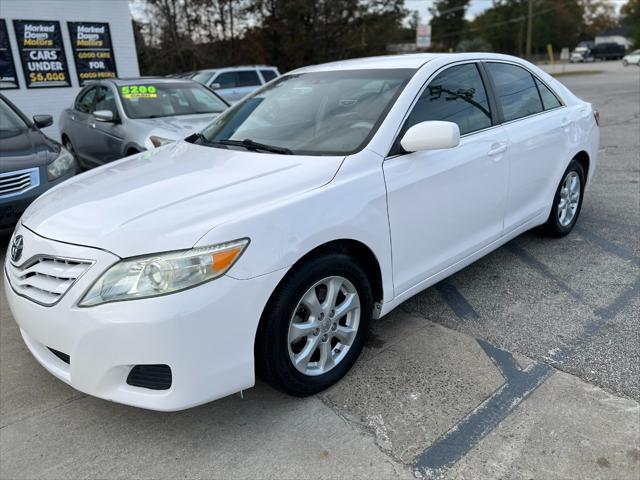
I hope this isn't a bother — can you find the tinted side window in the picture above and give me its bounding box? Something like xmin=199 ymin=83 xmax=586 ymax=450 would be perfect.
xmin=214 ymin=72 xmax=237 ymax=89
xmin=486 ymin=63 xmax=543 ymax=122
xmin=94 ymin=87 xmax=117 ymax=114
xmin=75 ymin=88 xmax=96 ymax=113
xmin=535 ymin=78 xmax=562 ymax=110
xmin=237 ymin=70 xmax=261 ymax=87
xmin=403 ymin=63 xmax=492 ymax=136
xmin=260 ymin=69 xmax=278 ymax=82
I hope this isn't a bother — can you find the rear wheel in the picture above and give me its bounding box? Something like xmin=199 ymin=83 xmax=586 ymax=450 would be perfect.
xmin=542 ymin=159 xmax=585 ymax=237
xmin=255 ymin=253 xmax=373 ymax=396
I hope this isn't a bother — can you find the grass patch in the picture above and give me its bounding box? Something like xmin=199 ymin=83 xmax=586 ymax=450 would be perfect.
xmin=551 ymin=70 xmax=604 ymax=77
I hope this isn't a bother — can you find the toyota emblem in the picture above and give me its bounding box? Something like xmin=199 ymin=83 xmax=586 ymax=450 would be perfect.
xmin=10 ymin=235 xmax=23 ymax=263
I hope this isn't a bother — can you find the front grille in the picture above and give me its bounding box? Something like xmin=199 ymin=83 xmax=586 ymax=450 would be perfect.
xmin=0 ymin=168 xmax=40 ymax=198
xmin=127 ymin=365 xmax=172 ymax=390
xmin=48 ymin=347 xmax=70 ymax=364
xmin=6 ymin=255 xmax=93 ymax=306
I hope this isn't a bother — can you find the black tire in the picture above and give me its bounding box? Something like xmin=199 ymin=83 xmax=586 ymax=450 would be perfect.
xmin=255 ymin=253 xmax=373 ymax=396
xmin=542 ymin=159 xmax=585 ymax=237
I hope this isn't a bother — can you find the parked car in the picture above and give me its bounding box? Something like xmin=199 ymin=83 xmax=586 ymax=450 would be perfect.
xmin=59 ymin=78 xmax=229 ymax=169
xmin=622 ymin=49 xmax=640 ymax=66
xmin=0 ymin=94 xmax=76 ymax=232
xmin=589 ymin=42 xmax=626 ymax=61
xmin=570 ymin=45 xmax=592 ymax=63
xmin=5 ymin=53 xmax=599 ymax=411
xmin=191 ymin=65 xmax=280 ymax=103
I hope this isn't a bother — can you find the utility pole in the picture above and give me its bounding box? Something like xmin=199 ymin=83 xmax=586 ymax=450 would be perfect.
xmin=526 ymin=0 xmax=533 ymax=58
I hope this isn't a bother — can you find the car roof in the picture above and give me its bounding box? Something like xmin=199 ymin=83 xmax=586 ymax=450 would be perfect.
xmin=98 ymin=77 xmax=200 ymax=86
xmin=290 ymin=53 xmax=532 ymax=73
xmin=194 ymin=65 xmax=279 ymax=73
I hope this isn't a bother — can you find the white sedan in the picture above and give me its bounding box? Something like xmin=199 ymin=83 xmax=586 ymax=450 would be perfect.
xmin=622 ymin=49 xmax=640 ymax=66
xmin=4 ymin=53 xmax=599 ymax=411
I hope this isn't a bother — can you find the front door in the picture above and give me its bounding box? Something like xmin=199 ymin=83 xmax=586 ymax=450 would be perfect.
xmin=383 ymin=62 xmax=510 ymax=294
xmin=84 ymin=86 xmax=125 ymax=165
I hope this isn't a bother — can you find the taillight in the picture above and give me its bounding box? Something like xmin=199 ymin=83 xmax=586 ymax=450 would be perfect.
xmin=593 ymin=109 xmax=600 ymax=127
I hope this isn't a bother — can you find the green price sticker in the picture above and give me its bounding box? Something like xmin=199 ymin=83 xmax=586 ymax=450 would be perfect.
xmin=121 ymin=85 xmax=158 ymax=99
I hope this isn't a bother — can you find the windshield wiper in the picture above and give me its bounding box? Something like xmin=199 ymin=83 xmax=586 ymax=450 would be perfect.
xmin=215 ymin=138 xmax=293 ymax=155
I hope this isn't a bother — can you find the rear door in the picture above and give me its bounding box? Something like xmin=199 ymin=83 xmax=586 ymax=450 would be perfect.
xmin=484 ymin=61 xmax=572 ymax=231
xmin=234 ymin=70 xmax=262 ymax=101
xmin=68 ymin=87 xmax=97 ymax=162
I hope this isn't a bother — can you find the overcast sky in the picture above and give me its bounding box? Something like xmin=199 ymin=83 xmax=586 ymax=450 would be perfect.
xmin=404 ymin=0 xmax=628 ymax=24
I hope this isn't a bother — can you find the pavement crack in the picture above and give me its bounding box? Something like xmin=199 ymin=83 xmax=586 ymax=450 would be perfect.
xmin=0 ymin=393 xmax=87 ymax=430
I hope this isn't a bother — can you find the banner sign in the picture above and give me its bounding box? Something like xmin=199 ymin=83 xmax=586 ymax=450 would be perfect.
xmin=416 ymin=24 xmax=432 ymax=49
xmin=68 ymin=22 xmax=117 ymax=85
xmin=13 ymin=20 xmax=70 ymax=88
xmin=0 ymin=19 xmax=19 ymax=89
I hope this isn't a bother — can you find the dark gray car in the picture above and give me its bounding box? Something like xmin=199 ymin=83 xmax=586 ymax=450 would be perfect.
xmin=59 ymin=78 xmax=229 ymax=169
xmin=0 ymin=94 xmax=77 ymax=232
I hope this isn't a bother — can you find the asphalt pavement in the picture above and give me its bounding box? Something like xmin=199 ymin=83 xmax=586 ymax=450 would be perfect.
xmin=1 ymin=60 xmax=638 ymax=479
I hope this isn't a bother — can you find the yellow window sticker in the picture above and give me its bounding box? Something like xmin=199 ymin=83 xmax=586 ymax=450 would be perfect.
xmin=121 ymin=85 xmax=158 ymax=99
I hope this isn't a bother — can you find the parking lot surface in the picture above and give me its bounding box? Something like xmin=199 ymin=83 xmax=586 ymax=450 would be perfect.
xmin=1 ymin=61 xmax=639 ymax=479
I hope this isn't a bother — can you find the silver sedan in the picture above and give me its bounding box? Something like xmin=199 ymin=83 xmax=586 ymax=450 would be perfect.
xmin=59 ymin=78 xmax=229 ymax=169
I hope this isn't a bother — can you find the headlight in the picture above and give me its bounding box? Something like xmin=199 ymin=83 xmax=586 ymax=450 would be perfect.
xmin=79 ymin=239 xmax=249 ymax=307
xmin=149 ymin=135 xmax=174 ymax=148
xmin=47 ymin=148 xmax=76 ymax=181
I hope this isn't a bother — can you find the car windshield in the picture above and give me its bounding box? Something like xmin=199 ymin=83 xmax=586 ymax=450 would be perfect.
xmin=197 ymin=69 xmax=415 ymax=155
xmin=0 ymin=98 xmax=28 ymax=133
xmin=192 ymin=71 xmax=215 ymax=84
xmin=117 ymin=82 xmax=227 ymax=119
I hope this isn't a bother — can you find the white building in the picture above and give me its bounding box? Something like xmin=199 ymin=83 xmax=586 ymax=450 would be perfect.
xmin=1 ymin=0 xmax=140 ymax=140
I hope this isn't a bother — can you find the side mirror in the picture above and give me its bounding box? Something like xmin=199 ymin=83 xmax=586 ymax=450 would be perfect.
xmin=210 ymin=83 xmax=221 ymax=89
xmin=32 ymin=114 xmax=53 ymax=129
xmin=94 ymin=110 xmax=115 ymax=122
xmin=400 ymin=121 xmax=460 ymax=153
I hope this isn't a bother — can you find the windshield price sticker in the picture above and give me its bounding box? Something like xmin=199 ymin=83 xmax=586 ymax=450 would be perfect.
xmin=13 ymin=20 xmax=71 ymax=88
xmin=121 ymin=85 xmax=158 ymax=99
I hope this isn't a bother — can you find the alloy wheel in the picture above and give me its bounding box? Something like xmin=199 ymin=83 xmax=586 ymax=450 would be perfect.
xmin=287 ymin=276 xmax=361 ymax=376
xmin=557 ymin=171 xmax=581 ymax=227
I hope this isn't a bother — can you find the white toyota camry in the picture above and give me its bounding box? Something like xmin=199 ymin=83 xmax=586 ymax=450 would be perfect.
xmin=5 ymin=53 xmax=599 ymax=411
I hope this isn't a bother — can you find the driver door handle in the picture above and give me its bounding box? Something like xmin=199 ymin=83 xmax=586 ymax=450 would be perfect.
xmin=487 ymin=143 xmax=508 ymax=156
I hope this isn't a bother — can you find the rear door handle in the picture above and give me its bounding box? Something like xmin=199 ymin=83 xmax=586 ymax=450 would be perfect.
xmin=560 ymin=118 xmax=571 ymax=128
xmin=487 ymin=143 xmax=508 ymax=156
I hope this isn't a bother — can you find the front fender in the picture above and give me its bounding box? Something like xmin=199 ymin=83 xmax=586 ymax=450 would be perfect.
xmin=194 ymin=150 xmax=395 ymax=303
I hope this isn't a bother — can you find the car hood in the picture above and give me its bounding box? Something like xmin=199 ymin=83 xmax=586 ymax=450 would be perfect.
xmin=135 ymin=113 xmax=219 ymax=137
xmin=0 ymin=127 xmax=60 ymax=173
xmin=22 ymin=141 xmax=344 ymax=257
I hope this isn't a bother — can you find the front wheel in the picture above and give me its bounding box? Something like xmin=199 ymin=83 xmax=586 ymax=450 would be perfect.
xmin=623 ymin=59 xmax=629 ymax=67
xmin=255 ymin=253 xmax=373 ymax=396
xmin=542 ymin=159 xmax=585 ymax=237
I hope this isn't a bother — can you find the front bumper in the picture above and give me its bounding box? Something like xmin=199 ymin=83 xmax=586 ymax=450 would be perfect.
xmin=4 ymin=225 xmax=285 ymax=411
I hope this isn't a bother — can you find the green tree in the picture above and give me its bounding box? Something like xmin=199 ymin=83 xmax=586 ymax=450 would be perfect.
xmin=468 ymin=0 xmax=584 ymax=56
xmin=620 ymin=0 xmax=640 ymax=48
xmin=429 ymin=0 xmax=471 ymax=51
